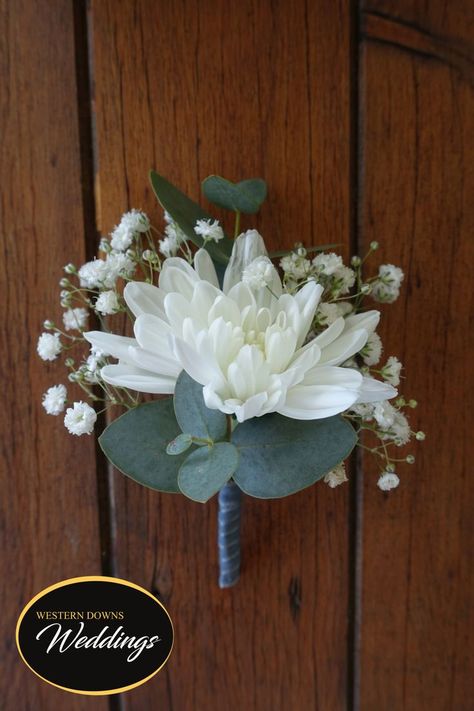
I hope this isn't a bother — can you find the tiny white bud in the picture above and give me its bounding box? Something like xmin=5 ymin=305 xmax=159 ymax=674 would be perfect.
xmin=406 ymin=455 xmax=415 ymax=464
xmin=370 ymin=241 xmax=379 ymax=250
xmin=351 ymin=255 xmax=361 ymax=267
xmin=360 ymin=283 xmax=372 ymax=294
xmin=415 ymin=431 xmax=425 ymax=441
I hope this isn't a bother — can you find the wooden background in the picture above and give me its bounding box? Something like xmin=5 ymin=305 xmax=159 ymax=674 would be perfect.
xmin=1 ymin=0 xmax=472 ymax=709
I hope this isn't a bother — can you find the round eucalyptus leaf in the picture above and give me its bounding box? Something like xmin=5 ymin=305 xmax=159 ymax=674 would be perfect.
xmin=202 ymin=175 xmax=267 ymax=214
xmin=174 ymin=371 xmax=227 ymax=441
xmin=99 ymin=399 xmax=189 ymax=493
xmin=178 ymin=442 xmax=240 ymax=503
xmin=232 ymin=413 xmax=357 ymax=498
xmin=166 ymin=433 xmax=193 ymax=455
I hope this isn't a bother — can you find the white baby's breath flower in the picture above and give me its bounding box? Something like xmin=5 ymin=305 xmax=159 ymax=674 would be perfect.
xmin=312 ymin=252 xmax=344 ymax=276
xmin=317 ymin=301 xmax=353 ymax=327
xmin=95 ymin=290 xmax=120 ymax=315
xmin=159 ymin=222 xmax=186 ymax=258
xmin=110 ymin=223 xmax=133 ymax=251
xmin=63 ymin=307 xmax=89 ymax=331
xmin=361 ymin=331 xmax=383 ymax=365
xmin=120 ymin=209 xmax=150 ymax=233
xmin=382 ymin=356 xmax=402 ymax=386
xmin=37 ymin=332 xmax=62 ymax=361
xmin=105 ymin=252 xmax=135 ymax=285
xmin=280 ymin=252 xmax=312 ymax=281
xmin=42 ymin=384 xmax=67 ymax=415
xmin=382 ymin=410 xmax=411 ymax=446
xmin=78 ymin=259 xmax=109 ymax=288
xmin=194 ymin=218 xmax=224 ymax=243
xmin=372 ymin=264 xmax=404 ymax=303
xmin=377 ymin=471 xmax=400 ymax=491
xmin=351 ymin=402 xmax=375 ymax=420
xmin=78 ymin=254 xmax=134 ymax=289
xmin=64 ymin=401 xmax=97 ymax=436
xmin=242 ymin=256 xmax=274 ymax=290
xmin=334 ymin=265 xmax=356 ymax=295
xmin=324 ymin=463 xmax=348 ymax=488
xmin=373 ymin=400 xmax=396 ymax=429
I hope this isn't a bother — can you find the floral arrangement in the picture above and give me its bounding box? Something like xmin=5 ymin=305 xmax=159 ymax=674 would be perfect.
xmin=38 ymin=172 xmax=424 ymax=587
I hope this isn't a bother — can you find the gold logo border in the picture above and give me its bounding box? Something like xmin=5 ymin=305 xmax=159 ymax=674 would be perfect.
xmin=15 ymin=575 xmax=174 ymax=696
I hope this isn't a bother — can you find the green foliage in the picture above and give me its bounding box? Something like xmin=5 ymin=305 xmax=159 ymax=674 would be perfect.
xmin=149 ymin=170 xmax=233 ymax=263
xmin=174 ymin=371 xmax=227 ymax=441
xmin=202 ymin=175 xmax=267 ymax=214
xmin=178 ymin=443 xmax=240 ymax=502
xmin=232 ymin=413 xmax=357 ymax=498
xmin=99 ymin=399 xmax=187 ymax=493
xmin=166 ymin=433 xmax=193 ymax=455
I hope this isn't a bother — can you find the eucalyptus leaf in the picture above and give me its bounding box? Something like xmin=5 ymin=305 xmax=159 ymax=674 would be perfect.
xmin=232 ymin=413 xmax=356 ymax=498
xmin=99 ymin=399 xmax=189 ymax=493
xmin=166 ymin=433 xmax=193 ymax=455
xmin=202 ymin=175 xmax=267 ymax=214
xmin=149 ymin=170 xmax=233 ymax=264
xmin=178 ymin=442 xmax=240 ymax=503
xmin=174 ymin=371 xmax=228 ymax=441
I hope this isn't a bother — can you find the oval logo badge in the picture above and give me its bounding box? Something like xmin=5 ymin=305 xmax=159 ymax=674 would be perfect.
xmin=16 ymin=576 xmax=173 ymax=695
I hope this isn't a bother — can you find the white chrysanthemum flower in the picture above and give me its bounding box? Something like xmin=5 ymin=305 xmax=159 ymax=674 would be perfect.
xmin=377 ymin=471 xmax=400 ymax=491
xmin=63 ymin=307 xmax=89 ymax=331
xmin=372 ymin=264 xmax=404 ymax=303
xmin=85 ymin=231 xmax=396 ymax=423
xmin=361 ymin=331 xmax=383 ymax=365
xmin=120 ymin=209 xmax=150 ymax=233
xmin=324 ymin=463 xmax=348 ymax=488
xmin=42 ymin=384 xmax=67 ymax=415
xmin=382 ymin=356 xmax=402 ymax=386
xmin=110 ymin=223 xmax=133 ymax=251
xmin=64 ymin=401 xmax=97 ymax=436
xmin=242 ymin=256 xmax=275 ymax=290
xmin=37 ymin=332 xmax=62 ymax=361
xmin=194 ymin=218 xmax=224 ymax=243
xmin=95 ymin=290 xmax=120 ymax=315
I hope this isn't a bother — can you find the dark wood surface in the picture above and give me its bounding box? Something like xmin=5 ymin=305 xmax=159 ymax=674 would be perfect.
xmin=358 ymin=7 xmax=474 ymax=710
xmin=0 ymin=0 xmax=106 ymax=709
xmin=0 ymin=1 xmax=472 ymax=709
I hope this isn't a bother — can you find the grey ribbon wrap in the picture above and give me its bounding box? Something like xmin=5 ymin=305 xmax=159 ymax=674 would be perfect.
xmin=217 ymin=480 xmax=242 ymax=588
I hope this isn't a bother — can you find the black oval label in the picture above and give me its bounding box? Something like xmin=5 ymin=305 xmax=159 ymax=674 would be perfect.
xmin=16 ymin=576 xmax=173 ymax=695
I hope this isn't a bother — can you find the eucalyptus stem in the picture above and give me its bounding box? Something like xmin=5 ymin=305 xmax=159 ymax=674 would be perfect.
xmin=234 ymin=210 xmax=241 ymax=239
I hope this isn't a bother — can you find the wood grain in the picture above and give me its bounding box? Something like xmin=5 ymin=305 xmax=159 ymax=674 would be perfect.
xmin=357 ymin=28 xmax=474 ymax=711
xmin=90 ymin=0 xmax=353 ymax=708
xmin=0 ymin=1 xmax=106 ymax=708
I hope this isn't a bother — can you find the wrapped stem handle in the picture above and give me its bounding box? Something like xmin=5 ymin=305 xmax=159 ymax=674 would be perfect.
xmin=217 ymin=480 xmax=242 ymax=588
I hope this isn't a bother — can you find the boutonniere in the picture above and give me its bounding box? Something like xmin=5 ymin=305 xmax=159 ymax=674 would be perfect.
xmin=38 ymin=172 xmax=424 ymax=587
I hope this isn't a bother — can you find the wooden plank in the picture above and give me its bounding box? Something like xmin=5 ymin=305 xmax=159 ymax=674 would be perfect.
xmin=0 ymin=1 xmax=106 ymax=708
xmin=90 ymin=0 xmax=353 ymax=708
xmin=357 ymin=15 xmax=474 ymax=711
